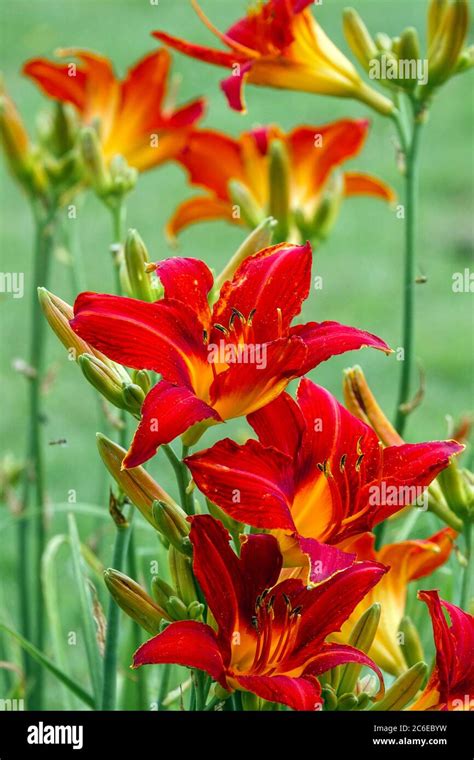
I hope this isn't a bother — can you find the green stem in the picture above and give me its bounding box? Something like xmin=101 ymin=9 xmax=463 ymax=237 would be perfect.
xmin=126 ymin=530 xmax=148 ymax=710
xmin=19 ymin=203 xmax=57 ymax=709
xmin=162 ymin=444 xmax=194 ymax=515
xmin=394 ymin=108 xmax=424 ymax=436
xmin=460 ymin=521 xmax=472 ymax=610
xmin=157 ymin=663 xmax=172 ymax=710
xmin=101 ymin=509 xmax=133 ymax=710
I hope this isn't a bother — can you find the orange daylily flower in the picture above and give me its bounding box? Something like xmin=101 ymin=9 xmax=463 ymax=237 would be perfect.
xmin=153 ymin=0 xmax=394 ymax=115
xmin=167 ymin=119 xmax=394 ymax=242
xmin=23 ymin=48 xmax=205 ymax=172
xmin=334 ymin=529 xmax=457 ymax=676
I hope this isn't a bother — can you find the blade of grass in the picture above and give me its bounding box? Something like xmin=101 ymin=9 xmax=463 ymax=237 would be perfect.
xmin=0 ymin=623 xmax=95 ymax=708
xmin=68 ymin=513 xmax=103 ymax=704
xmin=41 ymin=535 xmax=75 ymax=709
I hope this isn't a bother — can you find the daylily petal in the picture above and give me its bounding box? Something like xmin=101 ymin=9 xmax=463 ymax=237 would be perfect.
xmin=175 ymin=129 xmax=245 ymax=200
xmin=344 ymin=171 xmax=396 ymax=202
xmin=123 ymin=380 xmax=220 ymax=468
xmin=166 ymin=196 xmax=237 ymax=241
xmin=234 ymin=673 xmax=322 ymax=711
xmin=189 ymin=515 xmax=282 ymax=659
xmin=213 ymin=242 xmax=312 ymax=343
xmin=292 ymin=534 xmax=356 ymax=585
xmin=186 ymin=438 xmax=295 ymax=530
xmin=221 ymin=61 xmax=253 ymax=113
xmin=210 ymin=335 xmax=307 ymax=419
xmin=155 ymin=257 xmax=213 ymax=329
xmin=247 ymin=391 xmax=305 ymax=459
xmin=152 ymin=30 xmax=241 ymax=68
xmin=71 ymin=292 xmax=206 ymax=387
xmin=288 ymin=119 xmax=370 ymax=206
xmin=378 ymin=528 xmax=456 ymax=584
xmin=305 ymin=642 xmax=383 ymax=695
xmin=290 ymin=320 xmax=391 ymax=375
xmin=23 ymin=57 xmax=88 ymax=111
xmin=132 ymin=620 xmax=228 ymax=689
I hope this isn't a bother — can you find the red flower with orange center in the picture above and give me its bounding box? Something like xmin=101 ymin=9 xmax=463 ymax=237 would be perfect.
xmin=133 ymin=514 xmax=386 ymax=711
xmin=70 ymin=243 xmax=390 ymax=468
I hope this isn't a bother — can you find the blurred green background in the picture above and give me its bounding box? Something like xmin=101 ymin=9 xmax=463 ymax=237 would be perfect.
xmin=0 ymin=0 xmax=473 ymax=708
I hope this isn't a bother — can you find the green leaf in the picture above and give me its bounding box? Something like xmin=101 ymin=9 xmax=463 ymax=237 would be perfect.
xmin=0 ymin=623 xmax=95 ymax=708
xmin=68 ymin=513 xmax=103 ymax=704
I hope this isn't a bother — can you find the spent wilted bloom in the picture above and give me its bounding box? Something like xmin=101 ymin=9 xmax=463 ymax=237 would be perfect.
xmin=410 ymin=591 xmax=474 ymax=711
xmin=132 ymin=514 xmax=386 ymax=711
xmin=168 ymin=119 xmax=394 ymax=243
xmin=153 ymin=0 xmax=395 ymax=115
xmin=186 ymin=380 xmax=463 ymax=581
xmin=69 ymin=243 xmax=390 ymax=468
xmin=23 ymin=48 xmax=205 ymax=172
xmin=333 ymin=529 xmax=456 ymax=676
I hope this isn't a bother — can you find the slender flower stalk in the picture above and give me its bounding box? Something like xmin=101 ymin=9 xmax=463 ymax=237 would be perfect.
xmin=460 ymin=520 xmax=472 ymax=610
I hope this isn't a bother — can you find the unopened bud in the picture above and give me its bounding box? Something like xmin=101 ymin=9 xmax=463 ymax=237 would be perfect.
xmin=80 ymin=127 xmax=110 ymax=196
xmin=343 ymin=365 xmax=402 ymax=446
xmin=399 ymin=616 xmax=425 ymax=668
xmin=311 ymin=171 xmax=344 ymax=241
xmin=152 ymin=500 xmax=191 ymax=554
xmin=337 ymin=693 xmax=358 ymax=710
xmin=228 ymin=179 xmax=264 ymax=230
xmin=398 ymin=28 xmax=421 ymax=89
xmin=321 ymin=687 xmax=338 ymax=711
xmin=124 ymin=229 xmax=155 ymax=301
xmin=338 ymin=604 xmax=381 ymax=696
xmin=268 ymin=139 xmax=290 ymax=242
xmin=168 ymin=546 xmax=197 ymax=606
xmin=121 ymin=382 xmax=145 ymax=416
xmin=132 ymin=369 xmax=152 ymax=395
xmin=166 ymin=595 xmax=189 ymax=621
xmin=213 ymin=217 xmax=277 ymax=293
xmin=104 ymin=569 xmax=168 ymax=634
xmin=343 ymin=8 xmax=378 ymax=71
xmin=437 ymin=460 xmax=472 ymax=520
xmin=187 ymin=601 xmax=205 ymax=620
xmin=370 ymin=662 xmax=428 ymax=710
xmin=151 ymin=576 xmax=176 ymax=609
xmin=109 ymin=154 xmax=138 ymax=196
xmin=427 ymin=0 xmax=448 ymax=49
xmin=428 ymin=0 xmax=469 ymax=86
xmin=375 ymin=33 xmax=393 ymax=52
xmin=79 ymin=353 xmax=132 ymax=411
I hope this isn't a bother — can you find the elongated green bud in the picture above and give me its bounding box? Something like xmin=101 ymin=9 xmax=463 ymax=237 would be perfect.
xmin=187 ymin=601 xmax=205 ymax=620
xmin=427 ymin=0 xmax=448 ymax=49
xmin=169 ymin=546 xmax=197 ymax=606
xmin=321 ymin=687 xmax=338 ymax=711
xmin=109 ymin=154 xmax=137 ymax=196
xmin=228 ymin=179 xmax=264 ymax=229
xmin=166 ymin=595 xmax=189 ymax=621
xmin=343 ymin=8 xmax=378 ymax=71
xmin=132 ymin=369 xmax=152 ymax=395
xmin=213 ymin=216 xmax=277 ymax=292
xmin=78 ymin=354 xmax=142 ymax=415
xmin=437 ymin=460 xmax=472 ymax=519
xmin=152 ymin=500 xmax=191 ymax=555
xmin=311 ymin=171 xmax=344 ymax=242
xmin=370 ymin=662 xmax=428 ymax=710
xmin=124 ymin=229 xmax=155 ymax=302
xmin=268 ymin=139 xmax=290 ymax=242
xmin=338 ymin=603 xmax=381 ymax=696
xmin=104 ymin=569 xmax=168 ymax=633
xmin=151 ymin=576 xmax=176 ymax=609
xmin=80 ymin=126 xmax=110 ymax=196
xmin=337 ymin=693 xmax=358 ymax=710
xmin=429 ymin=0 xmax=469 ymax=85
xmin=375 ymin=32 xmax=393 ymax=52
xmin=399 ymin=616 xmax=425 ymax=668
xmin=97 ymin=434 xmax=177 ymax=528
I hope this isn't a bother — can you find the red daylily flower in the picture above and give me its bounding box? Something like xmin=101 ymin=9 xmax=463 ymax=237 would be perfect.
xmin=133 ymin=514 xmax=386 ymax=711
xmin=186 ymin=380 xmax=463 ymax=579
xmin=167 ymin=119 xmax=394 ymax=240
xmin=70 ymin=243 xmax=390 ymax=468
xmin=23 ymin=48 xmax=205 ymax=172
xmin=411 ymin=591 xmax=474 ymax=711
xmin=153 ymin=0 xmax=393 ymax=115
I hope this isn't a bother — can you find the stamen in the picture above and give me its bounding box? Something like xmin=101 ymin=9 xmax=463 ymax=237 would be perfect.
xmin=248 ymin=308 xmax=256 ymax=325
xmin=340 ymin=454 xmax=347 ymax=472
xmin=214 ymin=323 xmax=229 ymax=336
xmin=276 ymin=307 xmax=283 ymax=338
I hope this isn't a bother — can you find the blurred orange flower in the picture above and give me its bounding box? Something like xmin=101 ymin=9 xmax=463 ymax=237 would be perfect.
xmin=23 ymin=48 xmax=205 ymax=172
xmin=168 ymin=119 xmax=394 ymax=241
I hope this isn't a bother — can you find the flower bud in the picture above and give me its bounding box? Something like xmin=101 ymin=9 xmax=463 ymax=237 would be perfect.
xmin=338 ymin=603 xmax=381 ymax=696
xmin=336 ymin=693 xmax=358 ymax=710
xmin=343 ymin=366 xmax=402 ymax=446
xmin=132 ymin=369 xmax=152 ymax=395
xmin=124 ymin=229 xmax=155 ymax=302
xmin=104 ymin=569 xmax=168 ymax=634
xmin=109 ymin=154 xmax=138 ymax=196
xmin=427 ymin=0 xmax=448 ymax=49
xmin=310 ymin=171 xmax=344 ymax=242
xmin=375 ymin=33 xmax=393 ymax=52
xmin=398 ymin=28 xmax=421 ymax=89
xmin=398 ymin=616 xmax=425 ymax=668
xmin=0 ymin=86 xmax=47 ymax=195
xmin=187 ymin=601 xmax=205 ymax=620
xmin=152 ymin=500 xmax=191 ymax=554
xmin=121 ymin=382 xmax=145 ymax=416
xmin=214 ymin=217 xmax=277 ymax=292
xmin=80 ymin=126 xmax=111 ymax=196
xmin=343 ymin=8 xmax=378 ymax=71
xmin=166 ymin=595 xmax=189 ymax=621
xmin=437 ymin=460 xmax=473 ymax=520
xmin=428 ymin=0 xmax=469 ymax=86
xmin=268 ymin=139 xmax=291 ymax=242
xmin=228 ymin=179 xmax=264 ymax=229
xmin=356 ymin=692 xmax=371 ymax=709
xmin=151 ymin=576 xmax=176 ymax=609
xmin=370 ymin=662 xmax=428 ymax=710
xmin=321 ymin=687 xmax=338 ymax=711
xmin=78 ymin=353 xmax=140 ymax=414
xmin=169 ymin=546 xmax=197 ymax=606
